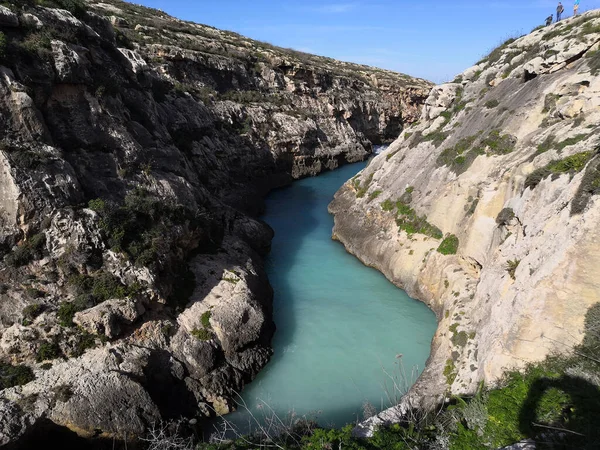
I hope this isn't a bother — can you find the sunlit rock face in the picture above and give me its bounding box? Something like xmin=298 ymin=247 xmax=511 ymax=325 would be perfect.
xmin=330 ymin=10 xmax=600 ymax=434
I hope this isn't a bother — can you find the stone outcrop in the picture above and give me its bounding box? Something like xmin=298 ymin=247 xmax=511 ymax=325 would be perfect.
xmin=0 ymin=0 xmax=431 ymax=445
xmin=330 ymin=11 xmax=600 ymax=434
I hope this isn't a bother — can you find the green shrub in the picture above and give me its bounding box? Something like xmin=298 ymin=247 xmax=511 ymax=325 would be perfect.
xmin=485 ymin=99 xmax=500 ymax=109
xmin=386 ymin=149 xmax=400 ymax=161
xmin=506 ymin=259 xmax=520 ymax=280
xmin=381 ymin=199 xmax=395 ymax=211
xmin=4 ymin=233 xmax=47 ymax=268
xmin=22 ymin=304 xmax=44 ymax=322
xmin=191 ymin=327 xmax=212 ymax=341
xmin=0 ymin=362 xmax=34 ymax=389
xmin=68 ymin=271 xmax=136 ymax=306
xmin=479 ymin=37 xmax=518 ymax=65
xmin=88 ymin=190 xmax=204 ymax=270
xmin=444 ymin=358 xmax=457 ymax=385
xmin=496 ymin=207 xmax=515 ymax=225
xmin=57 ymin=297 xmax=88 ymax=327
xmin=201 ymin=310 xmax=212 ymax=329
xmin=355 ymin=174 xmax=374 ymax=198
xmin=368 ymin=190 xmax=382 ymax=203
xmin=36 ymin=341 xmax=61 ymax=362
xmin=422 ymin=130 xmax=448 ymax=148
xmin=555 ymin=134 xmax=588 ymax=152
xmin=72 ymin=331 xmax=98 ymax=357
xmin=437 ymin=235 xmax=459 ymax=255
xmin=536 ymin=135 xmax=555 ymax=154
xmin=36 ymin=0 xmax=87 ymax=18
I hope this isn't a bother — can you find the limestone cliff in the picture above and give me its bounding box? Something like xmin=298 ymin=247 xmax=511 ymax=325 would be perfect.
xmin=0 ymin=0 xmax=431 ymax=444
xmin=330 ymin=10 xmax=600 ymax=431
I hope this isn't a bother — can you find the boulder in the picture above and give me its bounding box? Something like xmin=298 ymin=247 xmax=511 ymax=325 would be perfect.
xmin=73 ymin=299 xmax=145 ymax=338
xmin=0 ymin=6 xmax=18 ymax=27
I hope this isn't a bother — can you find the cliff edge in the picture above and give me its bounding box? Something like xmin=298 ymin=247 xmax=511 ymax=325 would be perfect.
xmin=330 ymin=10 xmax=600 ymax=431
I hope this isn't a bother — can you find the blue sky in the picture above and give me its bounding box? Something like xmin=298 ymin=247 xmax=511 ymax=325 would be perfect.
xmin=134 ymin=1 xmax=598 ymax=83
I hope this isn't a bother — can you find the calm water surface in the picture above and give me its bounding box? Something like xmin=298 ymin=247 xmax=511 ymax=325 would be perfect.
xmin=227 ymin=160 xmax=437 ymax=429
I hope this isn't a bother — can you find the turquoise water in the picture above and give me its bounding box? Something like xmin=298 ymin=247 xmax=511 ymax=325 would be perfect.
xmin=228 ymin=161 xmax=437 ymax=429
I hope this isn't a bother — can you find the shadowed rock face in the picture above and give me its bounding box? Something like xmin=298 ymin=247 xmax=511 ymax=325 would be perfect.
xmin=0 ymin=0 xmax=431 ymax=445
xmin=330 ymin=10 xmax=600 ymax=435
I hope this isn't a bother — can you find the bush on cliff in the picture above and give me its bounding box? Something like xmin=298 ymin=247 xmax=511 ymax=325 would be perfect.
xmin=437 ymin=234 xmax=459 ymax=255
xmin=0 ymin=362 xmax=35 ymax=389
xmin=88 ymin=190 xmax=209 ymax=272
xmin=4 ymin=233 xmax=47 ymax=268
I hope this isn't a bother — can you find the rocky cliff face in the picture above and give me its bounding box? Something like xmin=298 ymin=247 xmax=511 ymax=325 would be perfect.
xmin=330 ymin=10 xmax=600 ymax=432
xmin=0 ymin=0 xmax=431 ymax=445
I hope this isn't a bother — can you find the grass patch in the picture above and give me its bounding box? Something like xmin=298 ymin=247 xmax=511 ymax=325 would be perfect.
xmin=201 ymin=310 xmax=212 ymax=328
xmin=381 ymin=199 xmax=395 ymax=212
xmin=484 ymin=99 xmax=500 ymax=109
xmin=542 ymin=22 xmax=577 ymax=41
xmin=481 ymin=129 xmax=516 ymax=155
xmin=437 ymin=235 xmax=459 ymax=255
xmin=421 ymin=130 xmax=448 ymax=148
xmin=525 ymin=151 xmax=593 ymax=189
xmin=395 ymin=201 xmax=443 ymax=239
xmin=555 ymin=134 xmax=588 ymax=152
xmin=386 ymin=149 xmax=400 ymax=161
xmin=368 ymin=190 xmax=382 ymax=203
xmin=191 ymin=327 xmax=212 ymax=341
xmin=506 ymin=259 xmax=520 ymax=280
xmin=191 ymin=310 xmax=213 ymax=341
xmin=444 ymin=358 xmax=457 ymax=385
xmin=22 ymin=304 xmax=44 ymax=323
xmin=436 ymin=134 xmax=481 ymax=174
xmin=355 ymin=174 xmax=374 ymax=198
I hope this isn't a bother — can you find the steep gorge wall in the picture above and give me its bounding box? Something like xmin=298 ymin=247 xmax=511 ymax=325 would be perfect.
xmin=0 ymin=0 xmax=431 ymax=444
xmin=330 ymin=11 xmax=600 ymax=432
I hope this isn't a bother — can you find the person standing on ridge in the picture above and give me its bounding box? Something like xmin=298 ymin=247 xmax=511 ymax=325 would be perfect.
xmin=545 ymin=14 xmax=554 ymax=26
xmin=556 ymin=2 xmax=564 ymax=21
xmin=574 ymin=0 xmax=580 ymax=16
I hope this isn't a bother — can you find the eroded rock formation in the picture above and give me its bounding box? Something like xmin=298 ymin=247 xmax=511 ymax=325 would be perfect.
xmin=330 ymin=10 xmax=600 ymax=434
xmin=0 ymin=0 xmax=431 ymax=444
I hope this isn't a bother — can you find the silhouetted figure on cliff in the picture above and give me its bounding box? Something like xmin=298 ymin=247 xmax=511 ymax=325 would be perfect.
xmin=545 ymin=14 xmax=554 ymax=26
